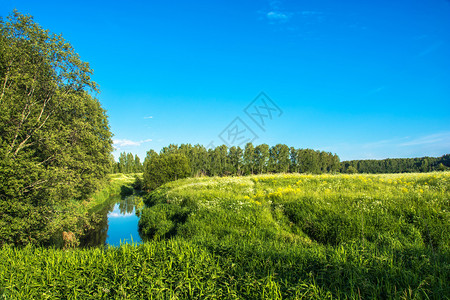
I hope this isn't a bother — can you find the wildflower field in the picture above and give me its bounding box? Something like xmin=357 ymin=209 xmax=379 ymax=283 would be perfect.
xmin=1 ymin=172 xmax=449 ymax=299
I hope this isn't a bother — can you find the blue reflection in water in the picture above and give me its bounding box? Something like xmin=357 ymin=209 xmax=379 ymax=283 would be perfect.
xmin=80 ymin=194 xmax=143 ymax=248
xmin=106 ymin=201 xmax=141 ymax=246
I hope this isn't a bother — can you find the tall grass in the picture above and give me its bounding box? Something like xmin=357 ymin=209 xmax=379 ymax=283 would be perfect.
xmin=1 ymin=172 xmax=448 ymax=299
xmin=139 ymin=172 xmax=450 ymax=299
xmin=0 ymin=241 xmax=228 ymax=299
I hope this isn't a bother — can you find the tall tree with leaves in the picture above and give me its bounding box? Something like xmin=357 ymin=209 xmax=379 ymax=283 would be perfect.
xmin=134 ymin=154 xmax=143 ymax=172
xmin=126 ymin=152 xmax=135 ymax=173
xmin=243 ymin=143 xmax=255 ymax=175
xmin=228 ymin=146 xmax=243 ymax=175
xmin=143 ymin=153 xmax=191 ymax=190
xmin=118 ymin=152 xmax=127 ymax=173
xmin=191 ymin=144 xmax=208 ymax=176
xmin=268 ymin=144 xmax=290 ymax=173
xmin=254 ymin=144 xmax=270 ymax=174
xmin=0 ymin=11 xmax=113 ymax=246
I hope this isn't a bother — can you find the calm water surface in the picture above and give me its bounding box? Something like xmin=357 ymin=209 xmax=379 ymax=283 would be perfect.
xmin=80 ymin=194 xmax=143 ymax=247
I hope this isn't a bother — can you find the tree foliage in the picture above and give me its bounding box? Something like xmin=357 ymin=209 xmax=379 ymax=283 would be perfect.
xmin=143 ymin=153 xmax=191 ymax=190
xmin=341 ymin=154 xmax=450 ymax=174
xmin=142 ymin=143 xmax=340 ymax=190
xmin=112 ymin=152 xmax=143 ymax=173
xmin=0 ymin=11 xmax=113 ymax=246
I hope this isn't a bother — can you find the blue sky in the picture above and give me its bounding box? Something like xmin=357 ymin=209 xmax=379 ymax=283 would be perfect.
xmin=2 ymin=0 xmax=450 ymax=160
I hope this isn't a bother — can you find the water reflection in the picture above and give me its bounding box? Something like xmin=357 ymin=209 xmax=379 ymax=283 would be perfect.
xmin=80 ymin=194 xmax=143 ymax=247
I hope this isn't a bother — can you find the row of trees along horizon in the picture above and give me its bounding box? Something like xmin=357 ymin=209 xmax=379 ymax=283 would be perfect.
xmin=112 ymin=152 xmax=144 ymax=173
xmin=112 ymin=144 xmax=449 ymax=190
xmin=113 ymin=144 xmax=340 ymax=177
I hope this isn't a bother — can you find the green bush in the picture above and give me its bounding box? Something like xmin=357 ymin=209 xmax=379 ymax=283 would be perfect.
xmin=143 ymin=153 xmax=191 ymax=190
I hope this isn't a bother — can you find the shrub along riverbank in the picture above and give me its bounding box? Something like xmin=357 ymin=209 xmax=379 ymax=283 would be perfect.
xmin=48 ymin=173 xmax=140 ymax=248
xmin=1 ymin=172 xmax=449 ymax=299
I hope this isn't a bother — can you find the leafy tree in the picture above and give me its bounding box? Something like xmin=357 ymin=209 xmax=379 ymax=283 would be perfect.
xmin=208 ymin=145 xmax=228 ymax=176
xmin=346 ymin=166 xmax=358 ymax=174
xmin=144 ymin=150 xmax=158 ymax=167
xmin=268 ymin=144 xmax=290 ymax=173
xmin=341 ymin=155 xmax=449 ymax=174
xmin=161 ymin=144 xmax=179 ymax=155
xmin=179 ymin=143 xmax=205 ymax=176
xmin=0 ymin=11 xmax=113 ymax=246
xmin=243 ymin=143 xmax=255 ymax=175
xmin=228 ymin=146 xmax=243 ymax=175
xmin=126 ymin=152 xmax=135 ymax=173
xmin=254 ymin=144 xmax=270 ymax=174
xmin=132 ymin=175 xmax=143 ymax=190
xmin=191 ymin=144 xmax=208 ymax=176
xmin=118 ymin=152 xmax=127 ymax=173
xmin=143 ymin=153 xmax=191 ymax=190
xmin=142 ymin=143 xmax=342 ymax=180
xmin=134 ymin=154 xmax=143 ymax=173
xmin=289 ymin=147 xmax=299 ymax=173
xmin=330 ymin=154 xmax=340 ymax=173
xmin=108 ymin=154 xmax=117 ymax=174
xmin=113 ymin=152 xmax=143 ymax=173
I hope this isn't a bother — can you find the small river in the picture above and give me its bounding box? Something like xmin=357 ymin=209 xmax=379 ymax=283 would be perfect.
xmin=80 ymin=193 xmax=143 ymax=247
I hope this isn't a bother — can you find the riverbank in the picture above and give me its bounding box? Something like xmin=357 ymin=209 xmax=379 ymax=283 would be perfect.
xmin=50 ymin=173 xmax=142 ymax=248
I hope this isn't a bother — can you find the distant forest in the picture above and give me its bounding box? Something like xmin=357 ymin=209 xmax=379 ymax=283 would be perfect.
xmin=111 ymin=152 xmax=144 ymax=173
xmin=113 ymin=143 xmax=341 ymax=177
xmin=113 ymin=146 xmax=449 ymax=177
xmin=341 ymin=154 xmax=450 ymax=174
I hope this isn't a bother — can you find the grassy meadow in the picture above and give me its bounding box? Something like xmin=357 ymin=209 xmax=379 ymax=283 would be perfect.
xmin=1 ymin=172 xmax=449 ymax=299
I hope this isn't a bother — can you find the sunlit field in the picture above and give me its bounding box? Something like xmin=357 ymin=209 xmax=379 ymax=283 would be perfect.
xmin=2 ymin=172 xmax=449 ymax=299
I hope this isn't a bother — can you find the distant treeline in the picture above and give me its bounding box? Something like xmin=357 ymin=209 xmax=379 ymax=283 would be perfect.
xmin=150 ymin=143 xmax=340 ymax=176
xmin=141 ymin=143 xmax=340 ymax=189
xmin=114 ymin=148 xmax=450 ymax=178
xmin=341 ymin=154 xmax=450 ymax=174
xmin=111 ymin=152 xmax=144 ymax=173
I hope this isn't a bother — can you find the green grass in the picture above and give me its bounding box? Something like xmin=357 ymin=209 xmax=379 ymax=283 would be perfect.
xmin=140 ymin=172 xmax=450 ymax=299
xmin=87 ymin=173 xmax=141 ymax=209
xmin=1 ymin=172 xmax=449 ymax=299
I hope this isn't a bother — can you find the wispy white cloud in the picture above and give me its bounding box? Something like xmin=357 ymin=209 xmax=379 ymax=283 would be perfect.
xmin=267 ymin=11 xmax=291 ymax=21
xmin=113 ymin=139 xmax=152 ymax=147
xmin=144 ymin=116 xmax=153 ymax=119
xmin=263 ymin=1 xmax=324 ymax=26
xmin=399 ymin=132 xmax=450 ymax=147
xmin=108 ymin=212 xmax=135 ymax=218
xmin=263 ymin=0 xmax=292 ymax=24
